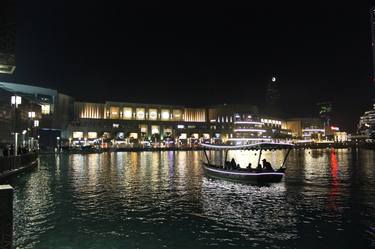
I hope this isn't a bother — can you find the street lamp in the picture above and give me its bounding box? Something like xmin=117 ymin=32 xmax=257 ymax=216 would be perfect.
xmin=56 ymin=137 xmax=60 ymax=153
xmin=11 ymin=95 xmax=22 ymax=156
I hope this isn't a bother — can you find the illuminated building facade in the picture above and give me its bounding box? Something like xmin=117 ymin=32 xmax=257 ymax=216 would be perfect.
xmin=0 ymin=82 xmax=294 ymax=148
xmin=0 ymin=82 xmax=74 ymax=148
xmin=0 ymin=86 xmax=41 ymax=144
xmin=283 ymin=118 xmax=325 ymax=141
xmin=66 ymin=101 xmax=210 ymax=147
xmin=357 ymin=103 xmax=375 ymax=139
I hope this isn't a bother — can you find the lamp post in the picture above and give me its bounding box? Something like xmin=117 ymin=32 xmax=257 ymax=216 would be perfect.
xmin=11 ymin=95 xmax=22 ymax=156
xmin=28 ymin=111 xmax=35 ymax=150
xmin=33 ymin=120 xmax=39 ymax=151
xmin=56 ymin=137 xmax=60 ymax=153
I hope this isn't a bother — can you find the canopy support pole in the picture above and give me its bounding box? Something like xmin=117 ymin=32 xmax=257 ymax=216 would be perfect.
xmin=203 ymin=149 xmax=210 ymax=165
xmin=224 ymin=149 xmax=229 ymax=163
xmin=257 ymin=148 xmax=263 ymax=166
xmin=281 ymin=148 xmax=292 ymax=168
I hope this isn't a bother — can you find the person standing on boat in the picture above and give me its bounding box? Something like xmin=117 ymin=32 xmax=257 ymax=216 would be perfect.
xmin=230 ymin=158 xmax=236 ymax=170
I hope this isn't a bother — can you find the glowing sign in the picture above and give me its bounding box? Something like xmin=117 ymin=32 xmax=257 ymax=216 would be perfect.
xmin=331 ymin=126 xmax=339 ymax=131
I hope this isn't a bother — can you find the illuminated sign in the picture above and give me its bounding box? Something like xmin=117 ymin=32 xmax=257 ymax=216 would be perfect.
xmin=331 ymin=126 xmax=339 ymax=131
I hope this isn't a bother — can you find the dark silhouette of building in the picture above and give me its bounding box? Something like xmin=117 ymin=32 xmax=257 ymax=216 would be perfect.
xmin=0 ymin=0 xmax=16 ymax=74
xmin=265 ymin=76 xmax=281 ymax=117
xmin=317 ymin=102 xmax=333 ymax=127
xmin=371 ymin=7 xmax=375 ymax=82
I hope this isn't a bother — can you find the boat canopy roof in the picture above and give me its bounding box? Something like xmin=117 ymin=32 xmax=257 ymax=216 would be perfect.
xmin=200 ymin=142 xmax=294 ymax=150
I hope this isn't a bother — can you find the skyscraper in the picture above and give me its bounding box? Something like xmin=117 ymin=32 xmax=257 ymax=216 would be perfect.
xmin=265 ymin=76 xmax=281 ymax=116
xmin=372 ymin=7 xmax=375 ymax=82
xmin=0 ymin=0 xmax=16 ymax=74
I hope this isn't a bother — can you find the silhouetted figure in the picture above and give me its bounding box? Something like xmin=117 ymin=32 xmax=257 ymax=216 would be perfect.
xmin=262 ymin=159 xmax=274 ymax=172
xmin=246 ymin=163 xmax=252 ymax=170
xmin=256 ymin=163 xmax=262 ymax=173
xmin=230 ymin=158 xmax=236 ymax=170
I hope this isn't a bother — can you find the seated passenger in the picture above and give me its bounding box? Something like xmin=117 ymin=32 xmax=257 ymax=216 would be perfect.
xmin=246 ymin=163 xmax=252 ymax=171
xmin=262 ymin=159 xmax=274 ymax=172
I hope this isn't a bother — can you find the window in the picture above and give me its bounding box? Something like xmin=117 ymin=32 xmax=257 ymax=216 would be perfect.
xmin=41 ymin=104 xmax=51 ymax=115
xmin=136 ymin=108 xmax=145 ymax=120
xmin=148 ymin=109 xmax=158 ymax=120
xmin=110 ymin=107 xmax=119 ymax=119
xmin=129 ymin=133 xmax=138 ymax=139
xmin=192 ymin=133 xmax=199 ymax=139
xmin=151 ymin=125 xmax=160 ymax=134
xmin=87 ymin=132 xmax=97 ymax=139
xmin=73 ymin=131 xmax=83 ymax=139
xmin=140 ymin=124 xmax=148 ymax=133
xmin=172 ymin=109 xmax=182 ymax=120
xmin=123 ymin=107 xmax=132 ymax=119
xmin=161 ymin=109 xmax=170 ymax=120
xmin=179 ymin=133 xmax=187 ymax=139
xmin=177 ymin=125 xmax=184 ymax=129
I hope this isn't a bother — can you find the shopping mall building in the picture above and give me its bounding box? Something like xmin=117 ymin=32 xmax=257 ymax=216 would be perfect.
xmin=1 ymin=82 xmax=336 ymax=149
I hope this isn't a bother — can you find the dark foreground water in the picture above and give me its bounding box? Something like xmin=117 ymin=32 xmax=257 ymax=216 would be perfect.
xmin=9 ymin=149 xmax=375 ymax=249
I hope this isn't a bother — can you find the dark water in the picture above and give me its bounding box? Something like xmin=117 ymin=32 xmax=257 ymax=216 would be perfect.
xmin=9 ymin=149 xmax=375 ymax=249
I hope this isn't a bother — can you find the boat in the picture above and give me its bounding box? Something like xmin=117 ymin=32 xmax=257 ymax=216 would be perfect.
xmin=200 ymin=142 xmax=294 ymax=184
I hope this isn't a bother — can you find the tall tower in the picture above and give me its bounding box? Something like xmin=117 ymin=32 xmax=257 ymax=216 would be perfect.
xmin=317 ymin=102 xmax=333 ymax=127
xmin=265 ymin=76 xmax=281 ymax=116
xmin=371 ymin=7 xmax=375 ymax=83
xmin=0 ymin=0 xmax=16 ymax=74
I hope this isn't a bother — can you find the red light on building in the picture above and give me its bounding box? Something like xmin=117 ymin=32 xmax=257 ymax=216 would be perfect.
xmin=331 ymin=126 xmax=339 ymax=131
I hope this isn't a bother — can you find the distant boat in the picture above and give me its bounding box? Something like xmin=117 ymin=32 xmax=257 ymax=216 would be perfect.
xmin=200 ymin=142 xmax=294 ymax=184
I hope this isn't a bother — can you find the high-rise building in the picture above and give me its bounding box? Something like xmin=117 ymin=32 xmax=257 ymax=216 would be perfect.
xmin=0 ymin=0 xmax=16 ymax=74
xmin=371 ymin=7 xmax=375 ymax=82
xmin=317 ymin=102 xmax=333 ymax=127
xmin=265 ymin=77 xmax=281 ymax=116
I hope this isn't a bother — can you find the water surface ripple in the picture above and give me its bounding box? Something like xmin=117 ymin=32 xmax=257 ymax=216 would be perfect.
xmin=10 ymin=149 xmax=375 ymax=249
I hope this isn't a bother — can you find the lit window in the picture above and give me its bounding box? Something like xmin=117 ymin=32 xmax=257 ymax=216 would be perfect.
xmin=88 ymin=132 xmax=97 ymax=139
xmin=177 ymin=125 xmax=184 ymax=129
xmin=203 ymin=133 xmax=210 ymax=139
xmin=136 ymin=108 xmax=145 ymax=120
xmin=41 ymin=104 xmax=51 ymax=115
xmin=192 ymin=133 xmax=199 ymax=139
xmin=110 ymin=107 xmax=119 ymax=119
xmin=151 ymin=125 xmax=160 ymax=134
xmin=161 ymin=109 xmax=170 ymax=120
xmin=173 ymin=109 xmax=182 ymax=120
xmin=140 ymin=125 xmax=148 ymax=133
xmin=123 ymin=107 xmax=132 ymax=119
xmin=129 ymin=133 xmax=138 ymax=139
xmin=164 ymin=128 xmax=172 ymax=133
xmin=148 ymin=109 xmax=158 ymax=120
xmin=113 ymin=123 xmax=119 ymax=128
xmin=73 ymin=131 xmax=83 ymax=139
xmin=179 ymin=133 xmax=187 ymax=139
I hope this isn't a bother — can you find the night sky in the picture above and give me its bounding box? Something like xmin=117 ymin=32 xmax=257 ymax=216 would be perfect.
xmin=0 ymin=1 xmax=374 ymax=132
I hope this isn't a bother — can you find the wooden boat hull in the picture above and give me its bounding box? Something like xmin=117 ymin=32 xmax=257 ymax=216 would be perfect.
xmin=202 ymin=163 xmax=284 ymax=184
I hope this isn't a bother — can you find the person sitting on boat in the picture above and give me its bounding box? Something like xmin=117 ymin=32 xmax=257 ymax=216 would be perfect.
xmin=246 ymin=163 xmax=252 ymax=171
xmin=262 ymin=159 xmax=274 ymax=172
xmin=224 ymin=161 xmax=230 ymax=170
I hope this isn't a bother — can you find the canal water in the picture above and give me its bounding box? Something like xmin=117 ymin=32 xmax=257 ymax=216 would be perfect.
xmin=9 ymin=149 xmax=375 ymax=249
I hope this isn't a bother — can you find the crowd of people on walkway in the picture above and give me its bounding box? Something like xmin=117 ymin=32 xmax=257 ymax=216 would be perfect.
xmin=223 ymin=158 xmax=275 ymax=172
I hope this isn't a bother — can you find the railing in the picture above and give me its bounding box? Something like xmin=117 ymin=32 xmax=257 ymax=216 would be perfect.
xmin=0 ymin=153 xmax=38 ymax=175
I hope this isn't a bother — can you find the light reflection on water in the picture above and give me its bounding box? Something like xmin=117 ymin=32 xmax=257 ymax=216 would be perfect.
xmin=10 ymin=149 xmax=375 ymax=249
